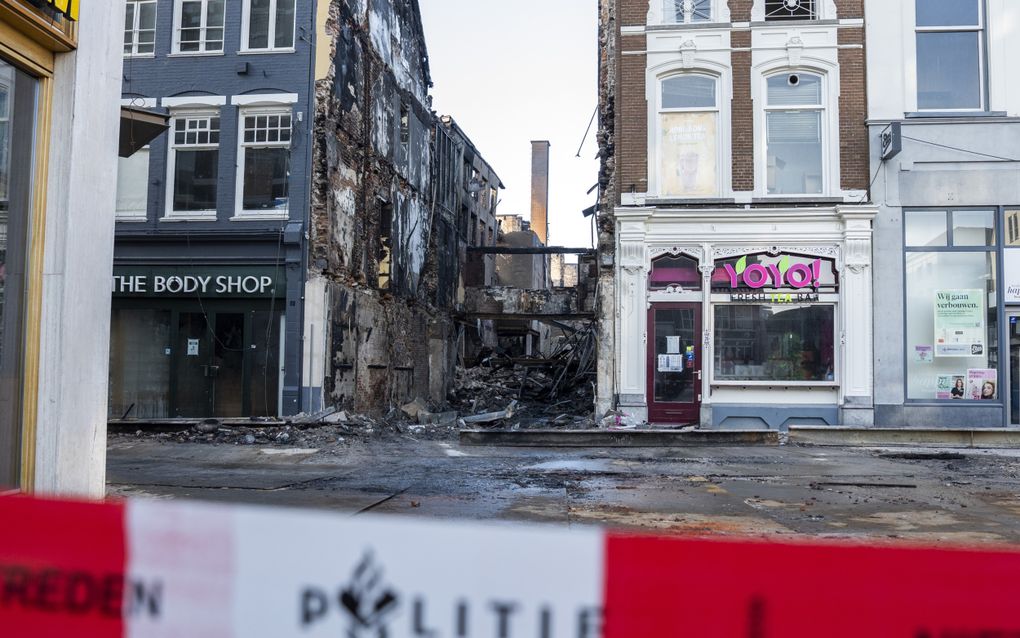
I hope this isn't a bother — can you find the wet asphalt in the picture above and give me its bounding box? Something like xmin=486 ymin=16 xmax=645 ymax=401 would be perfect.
xmin=106 ymin=435 xmax=1020 ymax=546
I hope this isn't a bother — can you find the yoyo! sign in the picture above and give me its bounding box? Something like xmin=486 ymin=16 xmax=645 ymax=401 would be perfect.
xmin=722 ymin=255 xmax=823 ymax=290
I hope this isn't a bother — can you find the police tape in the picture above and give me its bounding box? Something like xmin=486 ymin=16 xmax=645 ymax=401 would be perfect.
xmin=2 ymin=495 xmax=1020 ymax=637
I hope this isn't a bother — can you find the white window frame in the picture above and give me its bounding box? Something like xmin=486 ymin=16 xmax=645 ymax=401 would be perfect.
xmin=757 ymin=69 xmax=833 ymax=198
xmin=124 ymin=0 xmax=157 ymax=58
xmin=914 ymin=0 xmax=986 ymax=112
xmin=240 ymin=0 xmax=297 ymax=53
xmin=751 ymin=0 xmax=836 ymax=21
xmin=233 ymin=106 xmax=293 ymax=220
xmin=164 ymin=109 xmax=221 ymax=221
xmin=172 ymin=0 xmax=225 ymax=55
xmin=652 ymin=71 xmax=724 ymax=199
xmin=660 ymin=0 xmax=712 ymax=25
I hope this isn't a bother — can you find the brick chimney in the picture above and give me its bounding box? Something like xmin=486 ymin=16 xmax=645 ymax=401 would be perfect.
xmin=530 ymin=140 xmax=550 ymax=245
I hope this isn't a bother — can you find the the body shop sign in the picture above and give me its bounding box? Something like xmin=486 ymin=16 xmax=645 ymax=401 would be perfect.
xmin=113 ymin=266 xmax=285 ymax=299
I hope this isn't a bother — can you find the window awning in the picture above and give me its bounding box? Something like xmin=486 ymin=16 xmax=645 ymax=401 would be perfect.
xmin=119 ymin=106 xmax=169 ymax=158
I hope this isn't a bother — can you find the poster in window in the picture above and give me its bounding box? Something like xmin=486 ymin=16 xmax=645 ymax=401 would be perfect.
xmin=660 ymin=112 xmax=717 ymax=197
xmin=936 ymin=374 xmax=966 ymax=400
xmin=657 ymin=354 xmax=684 ymax=372
xmin=1005 ymin=250 xmax=1020 ymax=303
xmin=933 ymin=289 xmax=985 ymax=357
xmin=967 ymin=369 xmax=997 ymax=400
xmin=914 ymin=345 xmax=933 ymax=364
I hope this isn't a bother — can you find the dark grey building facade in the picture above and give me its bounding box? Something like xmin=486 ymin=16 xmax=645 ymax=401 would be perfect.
xmin=111 ymin=0 xmax=313 ymax=418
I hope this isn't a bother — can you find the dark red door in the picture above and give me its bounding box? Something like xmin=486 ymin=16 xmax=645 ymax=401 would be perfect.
xmin=647 ymin=303 xmax=702 ymax=424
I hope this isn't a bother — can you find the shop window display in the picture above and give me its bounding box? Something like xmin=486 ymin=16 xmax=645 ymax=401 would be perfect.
xmin=714 ymin=305 xmax=835 ymax=382
xmin=904 ymin=210 xmax=998 ymax=401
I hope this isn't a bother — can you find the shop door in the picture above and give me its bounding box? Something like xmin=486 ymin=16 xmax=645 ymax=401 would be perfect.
xmin=647 ymin=303 xmax=702 ymax=424
xmin=1011 ymin=314 xmax=1019 ymax=427
xmin=174 ymin=311 xmax=246 ymax=417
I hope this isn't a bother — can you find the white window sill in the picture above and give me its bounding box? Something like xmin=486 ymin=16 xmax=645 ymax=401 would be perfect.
xmin=168 ymin=51 xmax=225 ymax=58
xmin=238 ymin=48 xmax=296 ymax=55
xmin=161 ymin=213 xmax=217 ymax=222
xmin=230 ymin=213 xmax=289 ymax=221
xmin=115 ymin=215 xmax=148 ymax=223
xmin=124 ymin=53 xmax=155 ymax=59
xmin=712 ymin=380 xmax=839 ymax=388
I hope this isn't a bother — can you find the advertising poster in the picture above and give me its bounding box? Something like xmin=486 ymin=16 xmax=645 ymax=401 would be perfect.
xmin=967 ymin=369 xmax=998 ymax=400
xmin=934 ymin=290 xmax=985 ymax=357
xmin=936 ymin=374 xmax=967 ymax=400
xmin=660 ymin=112 xmax=717 ymax=197
xmin=914 ymin=345 xmax=933 ymax=364
xmin=1006 ymin=249 xmax=1020 ymax=303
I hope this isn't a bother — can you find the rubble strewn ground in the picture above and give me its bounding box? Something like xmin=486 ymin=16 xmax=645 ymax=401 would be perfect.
xmin=110 ymin=340 xmax=599 ymax=447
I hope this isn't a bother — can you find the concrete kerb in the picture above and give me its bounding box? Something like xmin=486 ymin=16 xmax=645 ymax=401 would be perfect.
xmin=459 ymin=429 xmax=780 ymax=447
xmin=789 ymin=426 xmax=1020 ymax=448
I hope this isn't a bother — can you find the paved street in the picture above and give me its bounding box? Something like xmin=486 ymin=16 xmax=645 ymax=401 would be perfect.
xmin=107 ymin=435 xmax=1020 ymax=546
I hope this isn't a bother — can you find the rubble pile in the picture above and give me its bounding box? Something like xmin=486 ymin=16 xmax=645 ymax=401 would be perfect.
xmin=449 ymin=324 xmax=597 ymax=429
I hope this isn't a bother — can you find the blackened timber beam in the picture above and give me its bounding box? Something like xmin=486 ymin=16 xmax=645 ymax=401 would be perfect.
xmin=466 ymin=246 xmax=592 ymax=255
xmin=466 ymin=312 xmax=595 ymax=321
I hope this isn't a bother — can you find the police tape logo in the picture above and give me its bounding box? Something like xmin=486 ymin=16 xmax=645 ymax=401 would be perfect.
xmin=301 ymin=550 xmax=399 ymax=636
xmin=340 ymin=552 xmax=398 ymax=637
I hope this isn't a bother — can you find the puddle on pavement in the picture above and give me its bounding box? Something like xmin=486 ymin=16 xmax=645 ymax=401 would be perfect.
xmin=523 ymin=459 xmax=619 ymax=473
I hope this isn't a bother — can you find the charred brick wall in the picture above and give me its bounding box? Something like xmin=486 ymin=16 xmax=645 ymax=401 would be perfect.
xmin=311 ymin=0 xmax=456 ymax=415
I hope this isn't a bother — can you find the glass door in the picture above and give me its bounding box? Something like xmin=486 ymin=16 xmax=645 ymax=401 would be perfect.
xmin=647 ymin=303 xmax=702 ymax=424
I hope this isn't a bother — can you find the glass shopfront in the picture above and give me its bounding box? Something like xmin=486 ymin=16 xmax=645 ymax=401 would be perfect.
xmin=109 ymin=266 xmax=285 ymax=419
xmin=0 ymin=59 xmax=38 ymax=487
xmin=645 ymin=249 xmax=841 ymax=425
xmin=904 ymin=210 xmax=999 ymax=404
xmin=711 ymin=252 xmax=839 ymax=386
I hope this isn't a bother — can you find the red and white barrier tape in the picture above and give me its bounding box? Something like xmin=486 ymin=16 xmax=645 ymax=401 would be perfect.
xmin=2 ymin=495 xmax=1020 ymax=636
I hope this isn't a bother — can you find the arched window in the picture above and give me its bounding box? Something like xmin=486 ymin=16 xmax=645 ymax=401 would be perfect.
xmin=650 ymin=254 xmax=701 ymax=291
xmin=663 ymin=0 xmax=711 ymax=24
xmin=659 ymin=74 xmax=718 ymax=197
xmin=765 ymin=72 xmax=824 ymax=195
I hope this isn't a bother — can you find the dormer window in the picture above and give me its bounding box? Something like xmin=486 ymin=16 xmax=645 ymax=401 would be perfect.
xmin=764 ymin=0 xmax=816 ymax=21
xmin=663 ymin=0 xmax=711 ymax=24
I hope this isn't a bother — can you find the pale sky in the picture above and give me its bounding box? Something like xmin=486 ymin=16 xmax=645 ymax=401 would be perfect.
xmin=419 ymin=1 xmax=600 ymax=249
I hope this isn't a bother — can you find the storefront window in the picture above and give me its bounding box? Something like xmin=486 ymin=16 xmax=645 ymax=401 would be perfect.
xmin=0 ymin=61 xmax=38 ymax=487
xmin=649 ymin=254 xmax=701 ymax=290
xmin=714 ymin=305 xmax=835 ymax=382
xmin=905 ymin=210 xmax=998 ymax=401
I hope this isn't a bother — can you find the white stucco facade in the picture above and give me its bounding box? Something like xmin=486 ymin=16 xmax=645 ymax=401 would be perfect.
xmin=612 ymin=0 xmax=876 ymax=428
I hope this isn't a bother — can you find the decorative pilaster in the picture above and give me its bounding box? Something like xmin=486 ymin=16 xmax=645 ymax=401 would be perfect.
xmin=618 ymin=234 xmax=648 ymax=399
xmin=699 ymin=243 xmax=714 ymax=412
xmin=838 ymin=206 xmax=878 ymax=411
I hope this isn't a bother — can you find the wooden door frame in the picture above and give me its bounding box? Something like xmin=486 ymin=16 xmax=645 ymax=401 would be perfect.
xmin=646 ymin=302 xmax=703 ymax=425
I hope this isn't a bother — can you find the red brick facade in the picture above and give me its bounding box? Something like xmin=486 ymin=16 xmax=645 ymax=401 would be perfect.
xmin=605 ymin=0 xmax=870 ymax=202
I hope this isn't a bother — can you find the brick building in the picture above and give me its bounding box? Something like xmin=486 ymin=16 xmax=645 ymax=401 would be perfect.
xmin=598 ymin=0 xmax=878 ymax=427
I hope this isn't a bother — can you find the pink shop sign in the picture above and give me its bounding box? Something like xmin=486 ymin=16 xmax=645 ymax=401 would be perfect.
xmin=721 ymin=255 xmax=824 ymax=290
